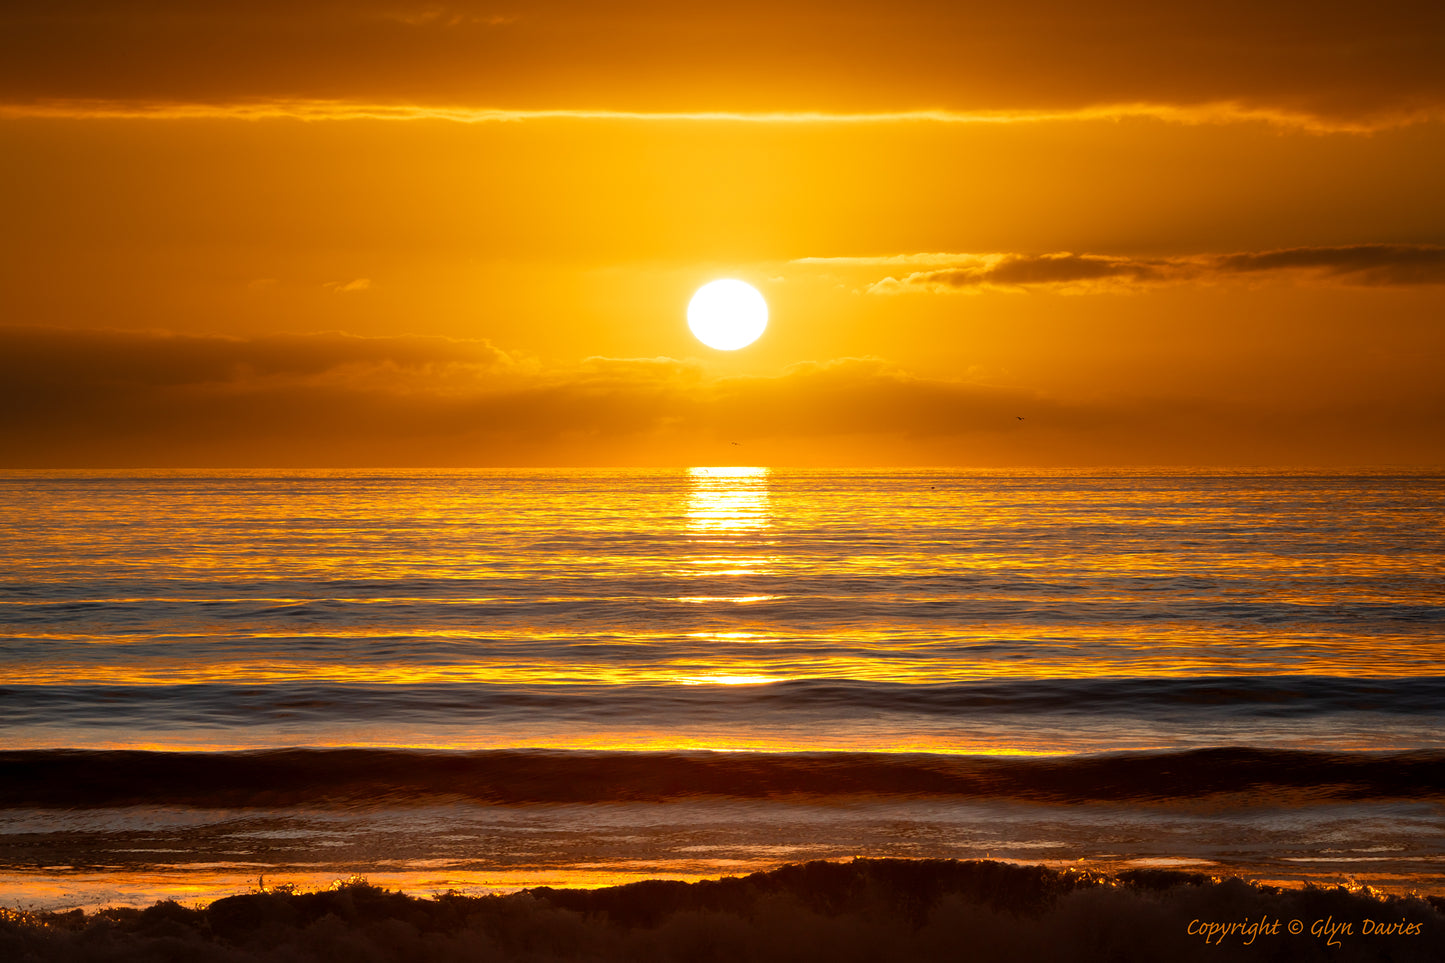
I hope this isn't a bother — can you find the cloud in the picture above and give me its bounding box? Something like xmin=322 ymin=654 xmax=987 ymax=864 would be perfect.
xmin=0 ymin=101 xmax=1422 ymax=134
xmin=0 ymin=326 xmax=517 ymax=401
xmin=375 ymin=5 xmax=518 ymax=28
xmin=0 ymin=327 xmax=1041 ymax=465
xmin=1 ymin=1 xmax=1443 ymax=128
xmin=1213 ymin=245 xmax=1445 ymax=286
xmin=2 ymin=325 xmax=1440 ymax=468
xmin=843 ymin=246 xmax=1445 ymax=294
xmin=875 ymin=254 xmax=1171 ymax=293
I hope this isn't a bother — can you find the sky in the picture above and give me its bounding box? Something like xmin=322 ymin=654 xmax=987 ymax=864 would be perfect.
xmin=3 ymin=0 xmax=1444 ymax=467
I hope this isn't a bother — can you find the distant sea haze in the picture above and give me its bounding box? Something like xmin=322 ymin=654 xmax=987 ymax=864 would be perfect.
xmin=1 ymin=468 xmax=1442 ymax=908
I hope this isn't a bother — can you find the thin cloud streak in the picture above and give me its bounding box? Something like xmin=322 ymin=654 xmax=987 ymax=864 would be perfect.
xmin=831 ymin=246 xmax=1445 ymax=293
xmin=0 ymin=99 xmax=1431 ymax=133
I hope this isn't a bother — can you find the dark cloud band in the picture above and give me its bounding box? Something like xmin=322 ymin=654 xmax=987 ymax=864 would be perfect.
xmin=2 ymin=1 xmax=1443 ymax=124
xmin=864 ymin=245 xmax=1445 ymax=293
xmin=1 ymin=325 xmax=1439 ymax=468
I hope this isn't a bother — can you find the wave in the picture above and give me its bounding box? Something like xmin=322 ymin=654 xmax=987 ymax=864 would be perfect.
xmin=2 ymin=746 xmax=1442 ymax=809
xmin=3 ymin=677 xmax=1444 ymax=727
xmin=5 ymin=593 xmax=1440 ymax=633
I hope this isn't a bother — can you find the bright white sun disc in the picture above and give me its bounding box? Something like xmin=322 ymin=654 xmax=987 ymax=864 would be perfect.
xmin=687 ymin=279 xmax=768 ymax=350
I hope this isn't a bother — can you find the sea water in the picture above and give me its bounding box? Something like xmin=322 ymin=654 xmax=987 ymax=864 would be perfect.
xmin=1 ymin=469 xmax=1442 ymax=908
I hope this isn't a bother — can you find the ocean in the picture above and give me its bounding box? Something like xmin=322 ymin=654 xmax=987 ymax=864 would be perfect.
xmin=1 ymin=468 xmax=1442 ymax=911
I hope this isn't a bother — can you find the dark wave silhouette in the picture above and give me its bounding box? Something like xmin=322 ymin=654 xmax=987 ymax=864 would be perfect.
xmin=2 ymin=746 xmax=1442 ymax=809
xmin=3 ymin=860 xmax=1441 ymax=962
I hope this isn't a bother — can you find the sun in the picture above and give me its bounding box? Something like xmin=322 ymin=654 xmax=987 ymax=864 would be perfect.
xmin=687 ymin=279 xmax=768 ymax=350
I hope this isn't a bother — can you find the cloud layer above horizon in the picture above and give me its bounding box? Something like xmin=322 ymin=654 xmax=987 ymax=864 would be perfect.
xmin=3 ymin=326 xmax=1440 ymax=468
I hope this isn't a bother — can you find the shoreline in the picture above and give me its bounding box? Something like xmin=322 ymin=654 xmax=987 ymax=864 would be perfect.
xmin=3 ymin=858 xmax=1441 ymax=962
xmin=6 ymin=746 xmax=1442 ymax=915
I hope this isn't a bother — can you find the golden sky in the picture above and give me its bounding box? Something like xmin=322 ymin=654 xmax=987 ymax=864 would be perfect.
xmin=2 ymin=0 xmax=1444 ymax=466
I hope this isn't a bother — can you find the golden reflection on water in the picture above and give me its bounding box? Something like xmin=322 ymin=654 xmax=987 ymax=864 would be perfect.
xmin=674 ymin=467 xmax=787 ymax=686
xmin=5 ymin=470 xmax=1444 ymax=755
xmin=685 ymin=466 xmax=771 ymax=538
xmin=674 ymin=466 xmax=779 ymax=603
xmin=676 ymin=675 xmax=783 ymax=686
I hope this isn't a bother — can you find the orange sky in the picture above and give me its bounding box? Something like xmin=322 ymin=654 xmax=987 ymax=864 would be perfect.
xmin=2 ymin=0 xmax=1443 ymax=467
